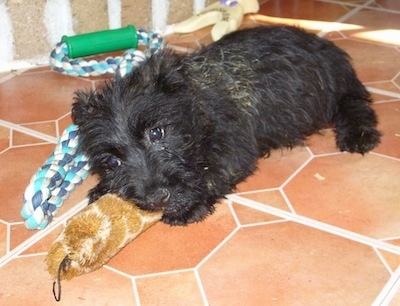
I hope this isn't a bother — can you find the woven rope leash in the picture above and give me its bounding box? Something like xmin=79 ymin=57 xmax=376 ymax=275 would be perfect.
xmin=21 ymin=29 xmax=163 ymax=230
xmin=21 ymin=125 xmax=90 ymax=229
xmin=49 ymin=29 xmax=163 ymax=77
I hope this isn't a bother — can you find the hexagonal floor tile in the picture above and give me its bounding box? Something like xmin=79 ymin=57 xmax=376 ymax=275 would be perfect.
xmin=0 ymin=71 xmax=92 ymax=124
xmin=0 ymin=144 xmax=55 ymax=222
xmin=258 ymin=0 xmax=351 ymax=21
xmin=0 ymin=255 xmax=136 ymax=305
xmin=199 ymin=221 xmax=391 ymax=304
xmin=373 ymin=101 xmax=400 ymax=158
xmin=136 ymin=271 xmax=204 ymax=305
xmin=284 ymin=153 xmax=400 ymax=239
xmin=333 ymin=39 xmax=400 ymax=83
xmin=0 ymin=223 xmax=7 ymax=258
xmin=234 ymin=190 xmax=290 ymax=224
xmin=0 ymin=125 xmax=10 ymax=152
xmin=107 ymin=203 xmax=237 ymax=275
xmin=236 ymin=147 xmax=311 ymax=192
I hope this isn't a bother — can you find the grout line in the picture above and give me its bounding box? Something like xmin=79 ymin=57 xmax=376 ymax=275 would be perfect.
xmin=278 ymin=188 xmax=296 ymax=214
xmin=316 ymin=0 xmax=361 ymax=9
xmin=44 ymin=0 xmax=74 ymax=45
xmin=373 ymin=265 xmax=400 ymax=306
xmin=381 ymin=235 xmax=400 ymax=242
xmin=0 ymin=72 xmax=18 ymax=84
xmin=193 ymin=268 xmax=210 ymax=306
xmin=0 ymin=226 xmax=56 ymax=268
xmin=131 ymin=277 xmax=142 ymax=306
xmin=167 ymin=44 xmax=196 ymax=54
xmin=103 ymin=264 xmax=136 ymax=279
xmin=0 ymin=2 xmax=14 ymax=63
xmin=280 ymin=152 xmax=314 ymax=189
xmin=225 ymin=200 xmax=241 ymax=227
xmin=370 ymin=152 xmax=400 ymax=162
xmin=152 ymin=0 xmax=169 ymax=32
xmin=134 ymin=267 xmax=196 ymax=280
xmin=310 ymin=151 xmax=344 ymax=158
xmin=373 ymin=247 xmax=395 ymax=276
xmin=317 ymin=0 xmax=376 ymax=37
xmin=240 ymin=218 xmax=289 ymax=228
xmin=103 ymin=266 xmax=143 ymax=306
xmin=18 ymin=251 xmax=48 ymax=258
xmin=106 ymin=0 xmax=122 ymax=29
xmin=193 ymin=0 xmax=206 ymax=13
xmin=0 ymin=199 xmax=88 ymax=268
xmin=391 ymin=72 xmax=400 ymax=84
xmin=8 ymin=127 xmax=13 ymax=147
xmin=12 ymin=142 xmax=53 ymax=149
xmin=196 ymin=226 xmax=241 ymax=269
xmin=371 ymin=98 xmax=399 ymax=104
xmin=6 ymin=223 xmax=11 ymax=254
xmin=0 ymin=119 xmax=58 ymax=143
xmin=367 ymin=87 xmax=400 ymax=100
xmin=118 ymin=266 xmax=209 ymax=305
xmin=236 ymin=186 xmax=280 ymax=196
xmin=228 ymin=194 xmax=400 ymax=255
xmin=317 ymin=0 xmax=400 ymax=15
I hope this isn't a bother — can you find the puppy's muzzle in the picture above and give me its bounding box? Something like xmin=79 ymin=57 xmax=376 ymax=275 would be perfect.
xmin=145 ymin=188 xmax=170 ymax=209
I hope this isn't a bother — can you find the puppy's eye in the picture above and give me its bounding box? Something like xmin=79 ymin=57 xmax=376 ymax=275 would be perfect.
xmin=106 ymin=155 xmax=121 ymax=169
xmin=149 ymin=127 xmax=164 ymax=142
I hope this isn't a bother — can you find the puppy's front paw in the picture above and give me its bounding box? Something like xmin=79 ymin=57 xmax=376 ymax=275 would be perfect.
xmin=337 ymin=127 xmax=381 ymax=154
xmin=161 ymin=215 xmax=189 ymax=226
xmin=88 ymin=186 xmax=107 ymax=204
xmin=161 ymin=204 xmax=215 ymax=226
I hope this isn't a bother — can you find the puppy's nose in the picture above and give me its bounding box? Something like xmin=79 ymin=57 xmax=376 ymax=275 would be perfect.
xmin=145 ymin=188 xmax=170 ymax=209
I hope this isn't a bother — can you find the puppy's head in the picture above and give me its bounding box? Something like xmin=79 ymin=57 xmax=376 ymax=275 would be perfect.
xmin=72 ymin=51 xmax=217 ymax=225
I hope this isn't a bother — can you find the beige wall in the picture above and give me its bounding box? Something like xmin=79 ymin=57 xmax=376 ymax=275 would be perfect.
xmin=0 ymin=0 xmax=264 ymax=64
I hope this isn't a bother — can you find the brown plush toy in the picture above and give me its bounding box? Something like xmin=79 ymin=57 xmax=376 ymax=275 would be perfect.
xmin=45 ymin=194 xmax=162 ymax=301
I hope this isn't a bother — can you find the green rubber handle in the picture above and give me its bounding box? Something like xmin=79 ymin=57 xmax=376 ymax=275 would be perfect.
xmin=62 ymin=25 xmax=138 ymax=59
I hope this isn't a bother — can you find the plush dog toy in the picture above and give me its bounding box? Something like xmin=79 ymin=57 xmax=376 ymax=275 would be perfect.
xmin=172 ymin=0 xmax=259 ymax=41
xmin=45 ymin=193 xmax=162 ymax=301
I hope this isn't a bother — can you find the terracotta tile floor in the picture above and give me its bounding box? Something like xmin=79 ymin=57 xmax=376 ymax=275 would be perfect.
xmin=1 ymin=0 xmax=400 ymax=304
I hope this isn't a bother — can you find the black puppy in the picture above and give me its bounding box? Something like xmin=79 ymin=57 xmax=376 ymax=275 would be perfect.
xmin=72 ymin=25 xmax=381 ymax=225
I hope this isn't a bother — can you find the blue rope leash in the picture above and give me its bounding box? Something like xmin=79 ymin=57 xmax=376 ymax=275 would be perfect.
xmin=21 ymin=29 xmax=163 ymax=230
xmin=21 ymin=125 xmax=90 ymax=229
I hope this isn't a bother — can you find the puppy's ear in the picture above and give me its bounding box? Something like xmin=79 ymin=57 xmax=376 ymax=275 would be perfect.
xmin=71 ymin=90 xmax=94 ymax=126
xmin=154 ymin=53 xmax=186 ymax=93
xmin=72 ymin=88 xmax=110 ymax=126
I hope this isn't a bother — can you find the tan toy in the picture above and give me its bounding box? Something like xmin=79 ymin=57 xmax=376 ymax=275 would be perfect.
xmin=172 ymin=0 xmax=259 ymax=41
xmin=45 ymin=194 xmax=162 ymax=301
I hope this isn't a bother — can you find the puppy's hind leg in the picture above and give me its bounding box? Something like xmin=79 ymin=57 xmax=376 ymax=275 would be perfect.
xmin=334 ymin=85 xmax=381 ymax=154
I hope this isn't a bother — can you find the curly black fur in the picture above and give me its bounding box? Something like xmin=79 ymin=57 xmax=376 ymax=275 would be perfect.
xmin=72 ymin=25 xmax=381 ymax=225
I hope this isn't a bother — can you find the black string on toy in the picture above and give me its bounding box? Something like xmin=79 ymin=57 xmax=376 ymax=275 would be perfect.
xmin=52 ymin=255 xmax=72 ymax=302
